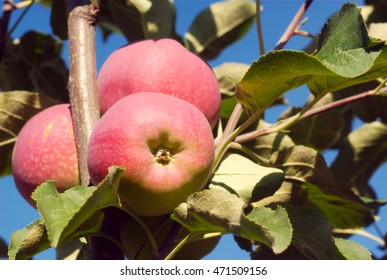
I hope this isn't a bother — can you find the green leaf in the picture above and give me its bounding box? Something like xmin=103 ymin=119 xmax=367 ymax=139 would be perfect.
xmin=8 ymin=219 xmax=50 ymax=260
xmin=278 ymin=94 xmax=345 ymax=150
xmin=0 ymin=91 xmax=58 ymax=176
xmin=235 ymin=50 xmax=330 ymax=113
xmin=268 ymin=146 xmax=373 ymax=228
xmin=269 ymin=146 xmax=343 ymax=189
xmin=316 ymin=3 xmax=384 ymax=77
xmin=31 ymin=166 xmax=124 ymax=247
xmin=210 ymin=153 xmax=284 ymax=203
xmin=108 ymin=0 xmax=179 ymax=42
xmin=235 ymin=3 xmax=387 ymax=114
xmin=56 ymin=238 xmax=90 ymax=260
xmin=0 ymin=31 xmax=69 ymax=102
xmin=214 ymin=62 xmax=250 ymax=96
xmin=331 ymin=121 xmax=387 ymax=195
xmin=302 ymin=182 xmax=374 ymax=229
xmin=245 ymin=206 xmax=292 ymax=254
xmin=284 ymin=205 xmax=344 ymax=259
xmin=244 ymin=120 xmax=295 ymax=160
xmin=172 ymin=188 xmax=292 ymax=254
xmin=334 ymin=238 xmax=372 ymax=260
xmin=185 ymin=0 xmax=256 ymax=60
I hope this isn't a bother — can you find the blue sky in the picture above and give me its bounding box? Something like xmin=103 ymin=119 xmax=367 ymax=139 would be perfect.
xmin=2 ymin=0 xmax=386 ymax=260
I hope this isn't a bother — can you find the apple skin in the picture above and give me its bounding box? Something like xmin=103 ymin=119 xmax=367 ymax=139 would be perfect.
xmin=97 ymin=38 xmax=221 ymax=128
xmin=87 ymin=92 xmax=215 ymax=217
xmin=12 ymin=104 xmax=79 ymax=207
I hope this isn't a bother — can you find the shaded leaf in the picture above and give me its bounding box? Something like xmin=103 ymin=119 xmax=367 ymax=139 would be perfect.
xmin=0 ymin=31 xmax=69 ymax=102
xmin=302 ymin=182 xmax=374 ymax=229
xmin=334 ymin=238 xmax=372 ymax=260
xmin=50 ymin=0 xmax=68 ymax=40
xmin=56 ymin=238 xmax=90 ymax=260
xmin=108 ymin=0 xmax=179 ymax=42
xmin=31 ymin=166 xmax=124 ymax=247
xmin=172 ymin=188 xmax=292 ymax=254
xmin=268 ymin=146 xmax=373 ymax=228
xmin=8 ymin=219 xmax=50 ymax=260
xmin=185 ymin=0 xmax=256 ymax=60
xmin=210 ymin=153 xmax=284 ymax=203
xmin=284 ymin=205 xmax=344 ymax=259
xmin=244 ymin=120 xmax=295 ymax=160
xmin=0 ymin=236 xmax=8 ymax=259
xmin=279 ymin=94 xmax=345 ymax=150
xmin=0 ymin=91 xmax=58 ymax=176
xmin=331 ymin=121 xmax=387 ymax=196
xmin=269 ymin=145 xmax=342 ymax=189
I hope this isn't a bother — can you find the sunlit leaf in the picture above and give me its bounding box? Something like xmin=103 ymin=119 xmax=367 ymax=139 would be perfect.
xmin=31 ymin=167 xmax=124 ymax=247
xmin=316 ymin=3 xmax=384 ymax=77
xmin=210 ymin=153 xmax=284 ymax=203
xmin=185 ymin=0 xmax=256 ymax=60
xmin=172 ymin=188 xmax=292 ymax=254
xmin=334 ymin=238 xmax=372 ymax=260
xmin=235 ymin=4 xmax=387 ymax=114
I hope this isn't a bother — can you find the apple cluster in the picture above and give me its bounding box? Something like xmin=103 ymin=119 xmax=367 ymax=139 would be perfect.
xmin=12 ymin=38 xmax=220 ymax=218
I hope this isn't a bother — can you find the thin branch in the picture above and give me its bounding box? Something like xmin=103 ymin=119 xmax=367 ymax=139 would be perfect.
xmin=255 ymin=0 xmax=265 ymax=55
xmin=68 ymin=3 xmax=100 ymax=186
xmin=274 ymin=0 xmax=314 ymax=50
xmin=294 ymin=29 xmax=318 ymax=41
xmin=333 ymin=228 xmax=385 ymax=247
xmin=235 ymin=87 xmax=386 ymax=144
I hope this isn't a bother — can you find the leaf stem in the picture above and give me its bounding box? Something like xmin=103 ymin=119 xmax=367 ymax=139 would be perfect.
xmin=274 ymin=0 xmax=314 ymax=50
xmin=164 ymin=233 xmax=192 ymax=260
xmin=255 ymin=0 xmax=265 ymax=56
xmin=212 ymin=106 xmax=264 ymax=173
xmin=333 ymin=228 xmax=385 ymax=247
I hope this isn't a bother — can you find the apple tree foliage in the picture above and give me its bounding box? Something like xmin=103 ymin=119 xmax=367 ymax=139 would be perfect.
xmin=1 ymin=0 xmax=387 ymax=260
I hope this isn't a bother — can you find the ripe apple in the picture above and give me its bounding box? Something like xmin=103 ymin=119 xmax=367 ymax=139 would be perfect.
xmin=87 ymin=92 xmax=215 ymax=217
xmin=12 ymin=104 xmax=79 ymax=207
xmin=97 ymin=38 xmax=221 ymax=128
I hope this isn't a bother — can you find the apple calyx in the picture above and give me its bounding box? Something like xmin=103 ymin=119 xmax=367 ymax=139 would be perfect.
xmin=154 ymin=147 xmax=173 ymax=166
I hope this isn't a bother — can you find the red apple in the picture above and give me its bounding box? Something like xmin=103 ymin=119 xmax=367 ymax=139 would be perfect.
xmin=87 ymin=92 xmax=215 ymax=217
xmin=97 ymin=38 xmax=221 ymax=128
xmin=12 ymin=104 xmax=79 ymax=207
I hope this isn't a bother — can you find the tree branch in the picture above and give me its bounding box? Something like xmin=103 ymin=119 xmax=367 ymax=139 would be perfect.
xmin=234 ymin=88 xmax=385 ymax=144
xmin=274 ymin=0 xmax=314 ymax=50
xmin=68 ymin=3 xmax=100 ymax=186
